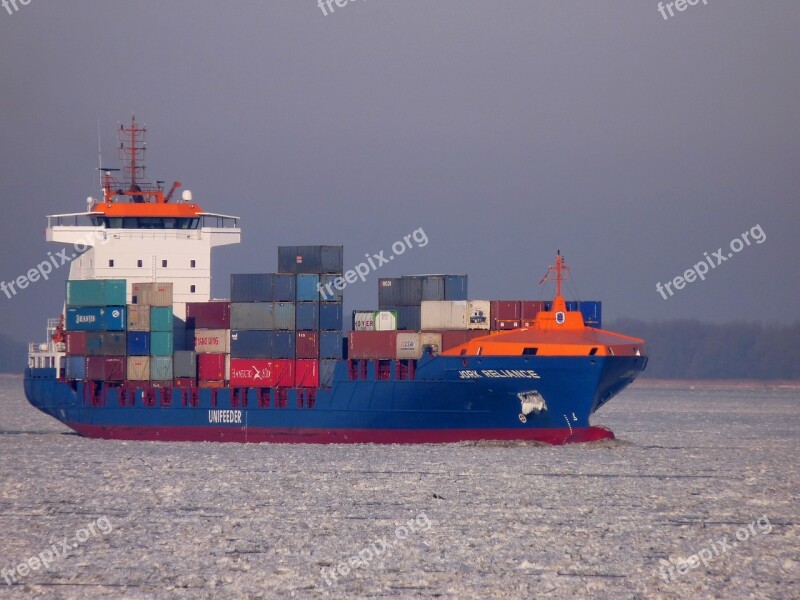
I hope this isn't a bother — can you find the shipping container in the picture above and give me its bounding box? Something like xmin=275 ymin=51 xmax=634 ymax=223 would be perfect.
xmin=230 ymin=273 xmax=273 ymax=303
xmin=295 ymin=302 xmax=319 ymax=331
xmin=231 ymin=302 xmax=273 ymax=330
xmin=296 ymin=274 xmax=320 ymax=302
xmin=65 ymin=306 xmax=127 ymax=332
xmin=273 ymin=302 xmax=296 ymax=330
xmin=230 ymin=330 xmax=269 ymax=358
xmin=172 ymin=321 xmax=189 ymax=352
xmin=420 ymin=301 xmax=468 ymax=330
xmin=150 ymin=306 xmax=174 ymax=332
xmin=295 ymin=359 xmax=320 ymax=388
xmin=318 ymin=274 xmax=344 ymax=302
xmin=378 ymin=278 xmax=400 ymax=308
xmin=229 ymin=358 xmax=294 ymax=387
xmin=173 ymin=378 xmax=196 ymax=388
xmin=173 ymin=350 xmax=197 ymax=379
xmin=65 ymin=356 xmax=87 ymax=379
xmin=319 ymin=360 xmax=337 ymax=388
xmin=467 ymin=300 xmax=491 ymax=330
xmin=421 ymin=276 xmax=445 ymax=302
xmin=491 ymin=301 xmax=522 ymax=328
xmin=185 ymin=301 xmax=230 ymax=329
xmin=348 ymin=331 xmax=397 ymax=359
xmin=444 ymin=275 xmax=468 ymax=301
xmin=127 ymin=331 xmax=150 ymax=356
xmin=353 ymin=310 xmax=398 ymax=331
xmin=266 ymin=331 xmax=295 ymax=359
xmin=86 ymin=356 xmax=126 ymax=381
xmin=272 ymin=274 xmax=296 ymax=302
xmin=296 ymin=331 xmax=320 ymax=359
xmin=126 ymin=304 xmax=151 ymax=331
xmin=495 ymin=319 xmax=522 ymax=330
xmin=131 ymin=282 xmax=173 ymax=307
xmin=396 ymin=332 xmax=422 ymax=359
xmin=278 ymin=245 xmax=344 ymax=274
xmin=150 ymin=356 xmax=173 ymax=381
xmin=150 ymin=332 xmax=174 ymax=357
xmin=85 ymin=332 xmax=126 ymax=356
xmin=383 ymin=305 xmax=421 ymax=331
xmin=127 ymin=356 xmax=150 ymax=381
xmin=521 ymin=300 xmax=546 ymax=319
xmin=193 ymin=329 xmax=230 ymax=353
xmin=420 ymin=332 xmax=443 ymax=355
xmin=399 ymin=277 xmax=423 ymax=306
xmin=199 ymin=380 xmax=225 ymax=389
xmin=319 ymin=331 xmax=344 ymax=359
xmin=543 ymin=300 xmax=602 ymax=327
xmin=440 ymin=330 xmax=488 ymax=351
xmin=198 ymin=353 xmax=227 ymax=381
xmin=66 ymin=279 xmax=126 ymax=307
xmin=319 ymin=302 xmax=343 ymax=331
xmin=65 ymin=331 xmax=87 ymax=355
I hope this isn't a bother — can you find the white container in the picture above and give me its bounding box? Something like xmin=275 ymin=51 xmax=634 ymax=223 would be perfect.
xmin=354 ymin=310 xmax=398 ymax=331
xmin=467 ymin=300 xmax=491 ymax=330
xmin=421 ymin=301 xmax=468 ymax=330
xmin=127 ymin=356 xmax=151 ymax=381
xmin=193 ymin=329 xmax=230 ymax=353
xmin=375 ymin=311 xmax=398 ymax=331
xmin=419 ymin=332 xmax=442 ymax=355
xmin=396 ymin=332 xmax=422 ymax=359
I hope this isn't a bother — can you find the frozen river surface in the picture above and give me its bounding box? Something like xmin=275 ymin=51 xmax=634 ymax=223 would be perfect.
xmin=0 ymin=376 xmax=797 ymax=599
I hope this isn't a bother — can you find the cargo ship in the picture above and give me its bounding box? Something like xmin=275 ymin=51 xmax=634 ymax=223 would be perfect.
xmin=24 ymin=118 xmax=647 ymax=445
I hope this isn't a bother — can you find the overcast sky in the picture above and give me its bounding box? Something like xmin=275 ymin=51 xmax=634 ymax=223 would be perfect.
xmin=1 ymin=1 xmax=798 ymax=343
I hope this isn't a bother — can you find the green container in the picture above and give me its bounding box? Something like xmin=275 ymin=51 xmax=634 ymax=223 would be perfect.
xmin=150 ymin=307 xmax=174 ymax=332
xmin=150 ymin=331 xmax=174 ymax=356
xmin=66 ymin=279 xmax=127 ymax=307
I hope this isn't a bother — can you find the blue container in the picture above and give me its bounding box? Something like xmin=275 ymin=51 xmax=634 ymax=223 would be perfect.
xmin=266 ymin=331 xmax=296 ymax=359
xmin=295 ymin=302 xmax=319 ymax=331
xmin=127 ymin=332 xmax=150 ymax=356
xmin=278 ymin=246 xmax=344 ymax=274
xmin=150 ymin=307 xmax=173 ymax=332
xmin=85 ymin=332 xmax=126 ymax=356
xmin=66 ymin=306 xmax=127 ymax=332
xmin=65 ymin=356 xmax=87 ymax=379
xmin=421 ymin=276 xmax=445 ymax=302
xmin=388 ymin=305 xmax=421 ymax=331
xmin=272 ymin=274 xmax=296 ymax=302
xmin=296 ymin=274 xmax=320 ymax=302
xmin=319 ymin=273 xmax=344 ymax=302
xmin=319 ymin=359 xmax=338 ymax=387
xmin=150 ymin=332 xmax=174 ymax=357
xmin=545 ymin=301 xmax=602 ymax=328
xmin=231 ymin=273 xmax=273 ymax=303
xmin=230 ymin=330 xmax=270 ymax=358
xmin=319 ymin=302 xmax=343 ymax=331
xmin=320 ymin=331 xmax=344 ymax=359
xmin=444 ymin=275 xmax=468 ymax=301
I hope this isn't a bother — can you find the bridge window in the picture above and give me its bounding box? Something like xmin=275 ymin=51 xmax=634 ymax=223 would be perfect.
xmin=589 ymin=347 xmax=598 ymax=356
xmin=190 ymin=285 xmax=196 ymax=293
xmin=190 ymin=260 xmax=196 ymax=268
xmin=137 ymin=260 xmax=143 ymax=267
xmin=522 ymin=347 xmax=538 ymax=356
xmin=162 ymin=260 xmax=168 ymax=267
xmin=108 ymin=260 xmax=114 ymax=267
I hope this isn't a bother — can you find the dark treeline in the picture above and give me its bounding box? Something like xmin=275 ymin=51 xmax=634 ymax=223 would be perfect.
xmin=610 ymin=319 xmax=800 ymax=380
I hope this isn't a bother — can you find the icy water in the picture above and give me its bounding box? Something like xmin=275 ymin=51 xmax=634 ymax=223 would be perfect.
xmin=0 ymin=376 xmax=797 ymax=599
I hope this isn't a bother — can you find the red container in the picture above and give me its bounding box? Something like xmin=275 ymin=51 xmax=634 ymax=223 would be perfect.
xmin=348 ymin=331 xmax=398 ymax=359
xmin=174 ymin=378 xmax=196 ymax=388
xmin=495 ymin=319 xmax=522 ymax=330
xmin=199 ymin=380 xmax=225 ymax=389
xmin=440 ymin=330 xmax=487 ymax=351
xmin=186 ymin=301 xmax=231 ymax=329
xmin=85 ymin=356 xmax=127 ymax=381
xmin=65 ymin=331 xmax=88 ymax=355
xmin=490 ymin=301 xmax=522 ymax=330
xmin=296 ymin=331 xmax=320 ymax=359
xmin=197 ymin=353 xmax=226 ymax=381
xmin=521 ymin=301 xmax=546 ymax=319
xmin=229 ymin=358 xmax=294 ymax=387
xmin=295 ymin=359 xmax=320 ymax=388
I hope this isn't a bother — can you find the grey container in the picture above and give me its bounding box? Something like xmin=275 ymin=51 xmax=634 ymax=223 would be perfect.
xmin=231 ymin=274 xmax=273 ymax=303
xmin=378 ymin=278 xmax=401 ymax=308
xmin=421 ymin=276 xmax=445 ymax=302
xmin=384 ymin=306 xmax=421 ymax=331
xmin=173 ymin=351 xmax=197 ymax=379
xmin=444 ymin=275 xmax=468 ymax=301
xmin=272 ymin=302 xmax=296 ymax=330
xmin=278 ymin=246 xmax=344 ymax=274
xmin=231 ymin=302 xmax=274 ymax=330
xmin=320 ymin=360 xmax=338 ymax=388
xmin=150 ymin=356 xmax=173 ymax=381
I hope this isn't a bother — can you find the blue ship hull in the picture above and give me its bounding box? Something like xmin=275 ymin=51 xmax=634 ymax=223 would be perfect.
xmin=24 ymin=353 xmax=646 ymax=444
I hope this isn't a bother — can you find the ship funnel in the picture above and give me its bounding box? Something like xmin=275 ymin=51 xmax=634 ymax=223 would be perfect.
xmin=182 ymin=190 xmax=193 ymax=202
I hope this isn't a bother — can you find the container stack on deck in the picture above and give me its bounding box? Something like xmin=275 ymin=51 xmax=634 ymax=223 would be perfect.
xmin=131 ymin=282 xmax=176 ymax=384
xmin=186 ymin=301 xmax=230 ymax=388
xmin=64 ymin=279 xmax=128 ymax=381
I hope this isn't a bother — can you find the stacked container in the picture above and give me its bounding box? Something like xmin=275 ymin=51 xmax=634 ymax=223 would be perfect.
xmin=378 ymin=275 xmax=468 ymax=330
xmin=186 ymin=301 xmax=230 ymax=387
xmin=128 ymin=283 xmax=175 ymax=384
xmin=64 ymin=280 xmax=127 ymax=381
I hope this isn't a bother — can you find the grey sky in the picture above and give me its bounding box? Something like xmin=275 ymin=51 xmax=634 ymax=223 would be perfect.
xmin=1 ymin=1 xmax=798 ymax=343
